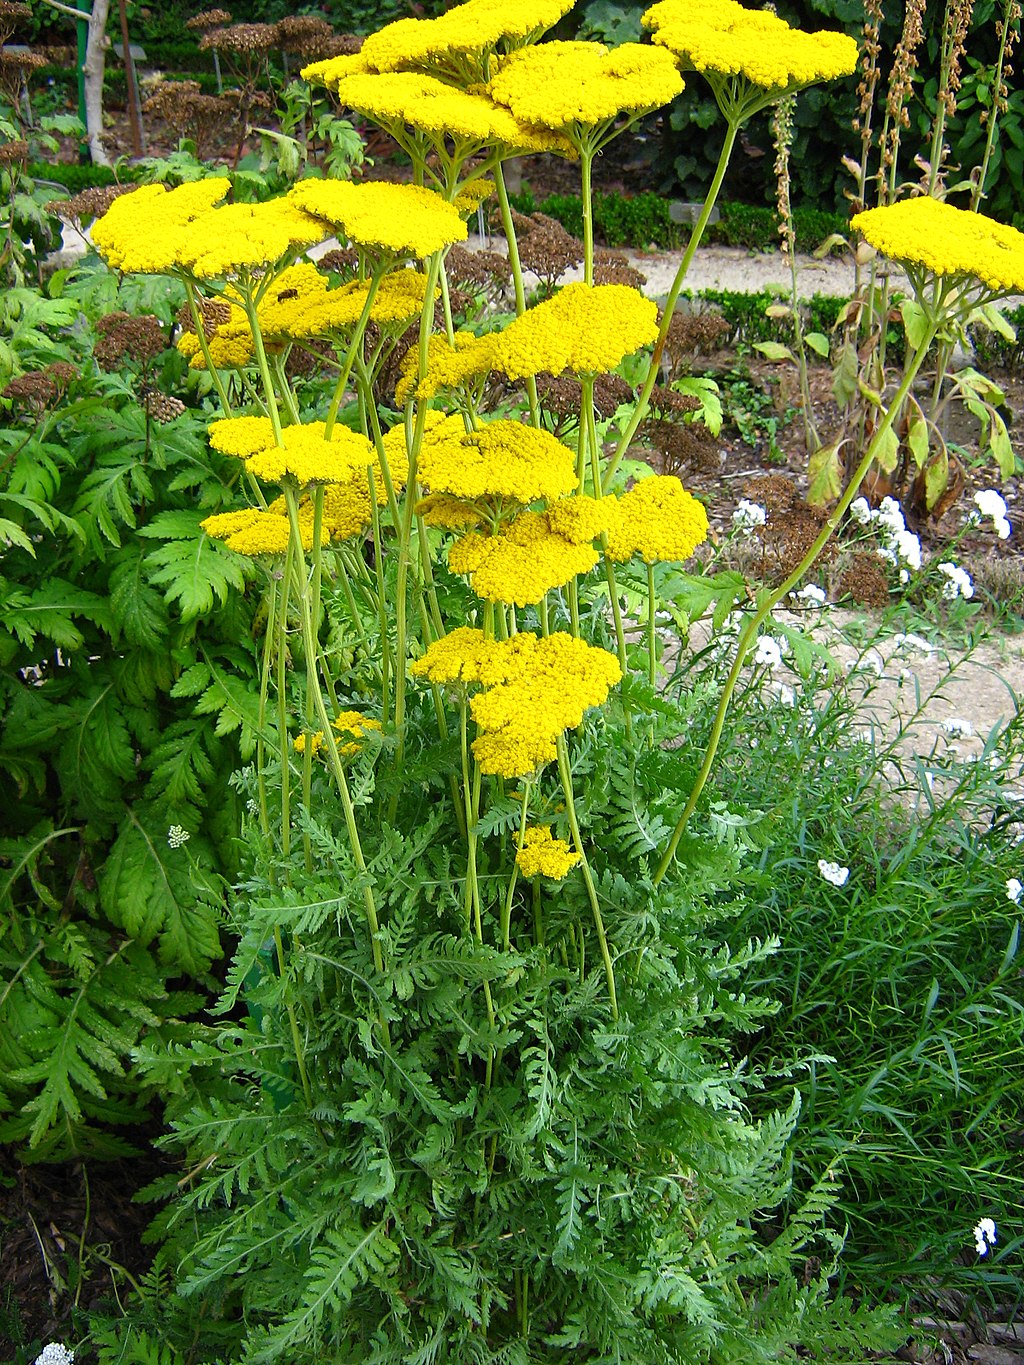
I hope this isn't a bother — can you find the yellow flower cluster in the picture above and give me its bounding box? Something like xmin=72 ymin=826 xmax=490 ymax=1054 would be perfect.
xmin=92 ymin=180 xmax=228 ymax=273
xmin=406 ymin=284 xmax=657 ymax=399
xmin=642 ymin=0 xmax=858 ymax=90
xmin=289 ymin=179 xmax=467 ymax=258
xmin=396 ymin=331 xmax=499 ymax=404
xmin=411 ymin=628 xmax=621 ymax=777
xmin=449 ymin=511 xmax=599 ymax=605
xmin=515 ymin=826 xmax=581 ymax=880
xmin=349 ymin=0 xmax=574 ymax=77
xmin=209 ymin=415 xmax=277 ymax=457
xmin=178 ymin=200 xmax=328 ymax=279
xmin=209 ymin=415 xmax=376 ymax=487
xmin=201 ymin=505 xmax=328 ymax=555
xmin=498 ymin=283 xmax=659 ymax=377
xmin=488 ymin=41 xmax=683 ymax=132
xmin=177 ymin=265 xmax=431 ymax=371
xmin=247 ymin=422 xmax=378 ymax=487
xmin=328 ymin=71 xmax=571 ymax=155
xmin=418 ymin=415 xmax=576 ymax=504
xmin=416 ymin=493 xmax=486 ymax=531
xmin=295 ymin=711 xmax=383 ymax=759
xmin=851 ymin=197 xmax=1024 ymax=294
xmin=545 ymin=494 xmax=618 ymax=544
xmin=605 ymin=475 xmax=708 ymax=564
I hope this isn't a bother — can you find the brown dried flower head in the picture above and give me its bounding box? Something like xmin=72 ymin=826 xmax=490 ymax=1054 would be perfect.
xmin=94 ymin=312 xmax=166 ymax=369
xmin=143 ymin=390 xmax=187 ymax=423
xmin=593 ymin=249 xmax=647 ymax=291
xmin=3 ymin=370 xmax=57 ymax=410
xmin=185 ymin=9 xmax=232 ymax=30
xmin=839 ymin=551 xmax=890 ymax=608
xmin=0 ymin=137 xmax=28 ymax=165
xmin=509 ymin=210 xmax=583 ymax=290
xmin=275 ymin=15 xmax=337 ymax=58
xmin=48 ymin=184 xmax=134 ymax=224
xmin=0 ymin=1 xmax=31 ymax=46
xmin=199 ymin=22 xmax=277 ymax=55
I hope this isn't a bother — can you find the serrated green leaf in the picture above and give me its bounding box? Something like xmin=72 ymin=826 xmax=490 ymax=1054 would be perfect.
xmin=109 ymin=545 xmax=169 ymax=648
xmin=98 ymin=807 xmax=222 ymax=974
xmin=140 ymin=511 xmax=250 ymax=618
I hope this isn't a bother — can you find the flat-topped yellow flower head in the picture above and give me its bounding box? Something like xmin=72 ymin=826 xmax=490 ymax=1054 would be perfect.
xmin=851 ymin=197 xmax=1024 ymax=295
xmin=289 ymin=179 xmax=467 ymax=258
xmin=245 ymin=421 xmax=378 ymax=487
xmin=92 ymin=179 xmax=228 ymax=273
xmin=209 ymin=414 xmax=278 ymax=457
xmin=300 ymin=50 xmax=374 ymax=86
xmin=488 ymin=41 xmax=683 ymax=133
xmin=448 ymin=512 xmax=599 ymax=605
xmin=605 ymin=474 xmax=708 ymax=564
xmin=177 ymin=199 xmax=328 ymax=279
xmin=201 ymin=506 xmax=328 ymax=555
xmin=330 ymin=71 xmax=574 ymax=155
xmin=411 ymin=629 xmax=622 ymax=777
xmin=495 ymin=282 xmax=659 ymax=378
xmin=358 ymin=0 xmax=575 ymax=81
xmin=418 ymin=416 xmax=577 ymax=504
xmin=515 ymin=826 xmax=581 ymax=880
xmin=642 ymin=0 xmax=857 ymax=92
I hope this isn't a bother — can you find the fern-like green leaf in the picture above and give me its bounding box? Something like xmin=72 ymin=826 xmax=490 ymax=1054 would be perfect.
xmin=139 ymin=509 xmax=250 ymax=619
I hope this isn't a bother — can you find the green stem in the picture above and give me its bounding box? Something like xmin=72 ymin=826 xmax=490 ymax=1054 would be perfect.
xmin=501 ymin=781 xmax=531 ymax=951
xmin=646 ymin=559 xmax=657 ymax=690
xmin=556 ymin=735 xmax=617 ymax=1019
xmin=324 ymin=271 xmax=383 ymax=438
xmin=273 ymin=924 xmax=313 ymax=1108
xmin=653 ymin=307 xmax=944 ymax=884
xmin=604 ymin=117 xmax=741 ymax=491
xmin=494 ymin=160 xmax=541 ymax=427
xmin=581 ymin=146 xmax=594 ymax=286
xmin=183 ymin=277 xmax=234 ymax=417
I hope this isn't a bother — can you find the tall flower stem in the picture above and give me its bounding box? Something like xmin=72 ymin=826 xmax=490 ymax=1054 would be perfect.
xmin=461 ymin=698 xmax=496 ymax=1083
xmin=494 ymin=160 xmax=541 ymax=428
xmin=324 ymin=271 xmax=383 ymax=439
xmin=556 ymin=735 xmax=617 ymax=1019
xmin=284 ymin=492 xmax=388 ymax=993
xmin=501 ymin=781 xmax=532 ymax=952
xmin=580 ymin=148 xmax=595 ymax=285
xmin=654 ymin=306 xmax=944 ymax=883
xmin=183 ymin=278 xmax=234 ymax=418
xmin=603 ymin=118 xmax=741 ymax=491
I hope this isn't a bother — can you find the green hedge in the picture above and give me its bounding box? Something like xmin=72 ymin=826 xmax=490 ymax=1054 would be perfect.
xmin=508 ymin=189 xmax=849 ymax=253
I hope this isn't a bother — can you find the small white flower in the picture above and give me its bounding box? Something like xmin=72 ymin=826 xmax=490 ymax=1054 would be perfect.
xmin=893 ymin=632 xmax=936 ymax=655
xmin=753 ymin=635 xmax=783 ymax=669
xmin=732 ymin=498 xmax=767 ymax=532
xmin=894 ymin=528 xmax=922 ymax=570
xmin=849 ymin=496 xmax=872 ymax=525
xmin=792 ymin=583 xmax=827 ymax=606
xmin=938 ymin=561 xmax=974 ymax=601
xmin=817 ymin=859 xmax=850 ymax=887
xmin=941 ymin=717 xmax=973 ymax=739
xmin=34 ymin=1347 xmax=75 ymax=1365
xmin=167 ymin=824 xmax=191 ymax=849
xmin=975 ymin=489 xmax=1008 ymax=520
xmin=1006 ymin=878 xmax=1023 ymax=905
xmin=995 ymin=516 xmax=1012 ymax=540
xmin=246 ymin=798 xmax=260 ymax=815
xmin=973 ymin=1217 xmax=997 ymax=1256
xmin=876 ymin=496 xmax=906 ymax=533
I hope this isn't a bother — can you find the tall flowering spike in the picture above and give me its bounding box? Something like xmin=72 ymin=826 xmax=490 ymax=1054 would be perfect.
xmin=851 ymin=197 xmax=1024 ymax=294
xmin=488 ymin=40 xmax=684 ymax=134
xmin=288 ymin=180 xmax=468 ymax=259
xmin=642 ymin=0 xmax=858 ymax=93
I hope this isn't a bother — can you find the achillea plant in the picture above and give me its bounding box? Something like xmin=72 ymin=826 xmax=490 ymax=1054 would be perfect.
xmin=67 ymin=0 xmax=1023 ymax=1359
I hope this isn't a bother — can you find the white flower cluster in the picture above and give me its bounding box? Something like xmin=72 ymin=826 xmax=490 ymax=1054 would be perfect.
xmin=167 ymin=824 xmax=191 ymax=848
xmin=34 ymin=1347 xmax=75 ymax=1365
xmin=850 ymin=496 xmax=922 ymax=581
xmin=1006 ymin=878 xmax=1023 ymax=905
xmin=973 ymin=1216 xmax=998 ymax=1256
xmin=791 ymin=583 xmax=827 ymax=607
xmin=940 ymin=717 xmax=973 ymax=738
xmin=973 ymin=489 xmax=1011 ymax=540
xmin=732 ymin=499 xmax=767 ymax=533
xmin=937 ymin=561 xmax=974 ymax=601
xmin=817 ymin=858 xmax=850 ymax=887
xmin=753 ymin=635 xmax=784 ymax=669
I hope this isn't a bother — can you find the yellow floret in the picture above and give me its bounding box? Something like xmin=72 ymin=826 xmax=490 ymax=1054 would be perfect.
xmin=448 ymin=511 xmax=599 ymax=605
xmin=245 ymin=421 xmax=377 ymax=487
xmin=208 ymin=415 xmax=277 ymax=458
